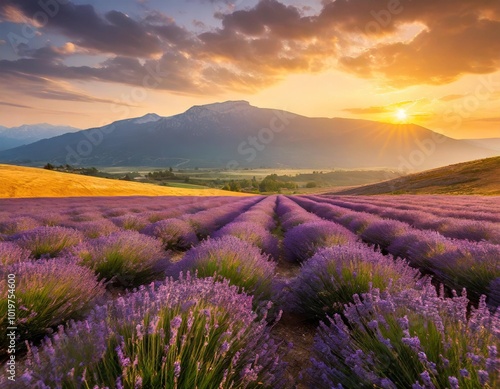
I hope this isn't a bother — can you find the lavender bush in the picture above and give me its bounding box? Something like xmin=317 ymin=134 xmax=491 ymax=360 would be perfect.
xmin=0 ymin=259 xmax=104 ymax=355
xmin=438 ymin=219 xmax=500 ymax=244
xmin=289 ymin=244 xmax=422 ymax=322
xmin=7 ymin=276 xmax=288 ymax=388
xmin=102 ymin=208 xmax=129 ymax=218
xmin=142 ymin=218 xmax=198 ymax=251
xmin=235 ymin=210 xmax=277 ymax=231
xmin=360 ymin=220 xmax=410 ymax=250
xmin=0 ymin=242 xmax=31 ymax=266
xmin=489 ymin=277 xmax=500 ymax=307
xmin=183 ymin=198 xmax=259 ymax=238
xmin=170 ymin=236 xmax=276 ymax=308
xmin=145 ymin=209 xmax=183 ymax=222
xmin=275 ymin=196 xmax=302 ymax=218
xmin=308 ymin=285 xmax=500 ymax=389
xmin=68 ymin=219 xmax=120 ymax=239
xmin=111 ymin=214 xmax=148 ymax=231
xmin=71 ymin=231 xmax=168 ymax=287
xmin=388 ymin=230 xmax=451 ymax=264
xmin=284 ymin=221 xmax=356 ymax=263
xmin=431 ymin=241 xmax=500 ymax=305
xmin=13 ymin=226 xmax=84 ymax=258
xmin=69 ymin=211 xmax=103 ymax=223
xmin=341 ymin=212 xmax=380 ymax=234
xmin=213 ymin=222 xmax=279 ymax=258
xmin=34 ymin=212 xmax=65 ymax=227
xmin=0 ymin=216 xmax=40 ymax=235
xmin=281 ymin=211 xmax=321 ymax=232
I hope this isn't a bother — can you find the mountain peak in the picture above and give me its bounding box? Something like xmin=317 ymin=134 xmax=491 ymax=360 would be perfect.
xmin=186 ymin=100 xmax=252 ymax=115
xmin=133 ymin=113 xmax=162 ymax=124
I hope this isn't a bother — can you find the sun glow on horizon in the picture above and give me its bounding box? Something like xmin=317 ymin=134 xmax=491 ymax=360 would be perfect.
xmin=395 ymin=108 xmax=409 ymax=122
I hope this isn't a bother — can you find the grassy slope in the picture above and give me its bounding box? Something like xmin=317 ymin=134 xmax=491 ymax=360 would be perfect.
xmin=0 ymin=164 xmax=250 ymax=198
xmin=331 ymin=156 xmax=500 ymax=196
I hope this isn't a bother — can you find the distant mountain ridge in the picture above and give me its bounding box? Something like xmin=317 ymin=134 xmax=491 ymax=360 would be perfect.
xmin=0 ymin=101 xmax=496 ymax=169
xmin=0 ymin=123 xmax=80 ymax=151
xmin=464 ymin=138 xmax=500 ymax=152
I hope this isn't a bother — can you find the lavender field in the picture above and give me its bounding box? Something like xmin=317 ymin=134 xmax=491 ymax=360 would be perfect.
xmin=0 ymin=195 xmax=499 ymax=388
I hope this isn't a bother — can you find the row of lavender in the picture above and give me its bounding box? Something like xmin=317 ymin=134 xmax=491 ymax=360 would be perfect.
xmin=275 ymin=196 xmax=499 ymax=388
xmin=316 ymin=195 xmax=500 ymax=243
xmin=1 ymin=195 xmax=290 ymax=388
xmin=1 ymin=194 xmax=499 ymax=388
xmin=270 ymin=196 xmax=498 ymax=388
xmin=291 ymin=196 xmax=500 ymax=307
xmin=0 ymin=196 xmax=261 ymax=356
xmin=332 ymin=194 xmax=500 ymax=218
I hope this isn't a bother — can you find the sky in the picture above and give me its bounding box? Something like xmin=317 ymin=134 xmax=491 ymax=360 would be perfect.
xmin=0 ymin=0 xmax=499 ymax=139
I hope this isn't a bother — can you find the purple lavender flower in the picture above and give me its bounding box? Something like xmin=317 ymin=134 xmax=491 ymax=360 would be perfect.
xmin=307 ymin=284 xmax=500 ymax=388
xmin=110 ymin=214 xmax=148 ymax=231
xmin=71 ymin=230 xmax=168 ymax=286
xmin=0 ymin=216 xmax=40 ymax=235
xmin=13 ymin=226 xmax=84 ymax=258
xmin=8 ymin=276 xmax=288 ymax=388
xmin=142 ymin=218 xmax=198 ymax=250
xmin=213 ymin=221 xmax=279 ymax=258
xmin=0 ymin=241 xmax=31 ymax=265
xmin=183 ymin=198 xmax=259 ymax=238
xmin=0 ymin=258 xmax=105 ymax=355
xmin=170 ymin=236 xmax=276 ymax=308
xmin=360 ymin=219 xmax=410 ymax=249
xmin=288 ymin=243 xmax=421 ymax=321
xmin=67 ymin=219 xmax=120 ymax=239
xmin=284 ymin=221 xmax=356 ymax=263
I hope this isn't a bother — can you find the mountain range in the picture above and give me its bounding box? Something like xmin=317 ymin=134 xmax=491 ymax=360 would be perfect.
xmin=0 ymin=124 xmax=80 ymax=151
xmin=0 ymin=101 xmax=497 ymax=170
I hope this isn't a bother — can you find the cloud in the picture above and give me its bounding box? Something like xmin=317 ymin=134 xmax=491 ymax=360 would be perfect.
xmin=332 ymin=0 xmax=500 ymax=86
xmin=0 ymin=101 xmax=34 ymax=109
xmin=439 ymin=94 xmax=466 ymax=102
xmin=466 ymin=117 xmax=500 ymax=123
xmin=1 ymin=0 xmax=500 ymax=97
xmin=343 ymin=100 xmax=416 ymax=115
xmin=197 ymin=0 xmax=500 ymax=88
xmin=0 ymin=0 xmax=165 ymax=57
xmin=343 ymin=106 xmax=389 ymax=115
xmin=0 ymin=71 xmax=138 ymax=106
xmin=0 ymin=52 xmax=216 ymax=96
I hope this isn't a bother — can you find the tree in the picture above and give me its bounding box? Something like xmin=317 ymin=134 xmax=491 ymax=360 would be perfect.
xmin=43 ymin=163 xmax=54 ymax=170
xmin=229 ymin=181 xmax=241 ymax=192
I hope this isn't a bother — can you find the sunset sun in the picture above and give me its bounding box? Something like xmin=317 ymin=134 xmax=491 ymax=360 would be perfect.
xmin=395 ymin=109 xmax=409 ymax=122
